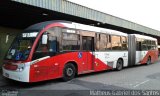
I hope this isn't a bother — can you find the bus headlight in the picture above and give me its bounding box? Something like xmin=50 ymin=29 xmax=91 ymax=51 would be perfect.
xmin=17 ymin=67 xmax=24 ymax=71
xmin=16 ymin=64 xmax=25 ymax=72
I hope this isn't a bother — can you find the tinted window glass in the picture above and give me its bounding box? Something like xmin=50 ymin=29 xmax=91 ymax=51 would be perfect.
xmin=141 ymin=39 xmax=148 ymax=50
xmin=33 ymin=27 xmax=59 ymax=60
xmin=112 ymin=36 xmax=122 ymax=50
xmin=122 ymin=36 xmax=128 ymax=50
xmin=99 ymin=34 xmax=107 ymax=51
xmin=62 ymin=33 xmax=80 ymax=51
xmin=106 ymin=35 xmax=112 ymax=50
xmin=82 ymin=36 xmax=94 ymax=51
xmin=36 ymin=32 xmax=57 ymax=53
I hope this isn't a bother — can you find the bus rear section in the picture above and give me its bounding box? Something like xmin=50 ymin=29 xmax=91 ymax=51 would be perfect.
xmin=128 ymin=34 xmax=159 ymax=66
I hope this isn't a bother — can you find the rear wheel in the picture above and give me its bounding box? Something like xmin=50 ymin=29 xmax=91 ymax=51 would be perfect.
xmin=62 ymin=63 xmax=76 ymax=81
xmin=116 ymin=59 xmax=123 ymax=71
xmin=146 ymin=56 xmax=151 ymax=65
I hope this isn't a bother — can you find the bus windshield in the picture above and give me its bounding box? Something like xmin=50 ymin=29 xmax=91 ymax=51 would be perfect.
xmin=5 ymin=32 xmax=38 ymax=61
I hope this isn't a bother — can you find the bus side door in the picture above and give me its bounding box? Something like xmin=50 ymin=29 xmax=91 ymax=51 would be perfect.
xmin=82 ymin=36 xmax=95 ymax=71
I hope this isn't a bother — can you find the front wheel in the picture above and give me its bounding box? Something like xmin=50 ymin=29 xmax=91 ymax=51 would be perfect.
xmin=62 ymin=63 xmax=76 ymax=81
xmin=116 ymin=59 xmax=123 ymax=71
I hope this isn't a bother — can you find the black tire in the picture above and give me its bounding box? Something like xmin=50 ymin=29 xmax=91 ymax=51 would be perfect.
xmin=146 ymin=56 xmax=151 ymax=65
xmin=116 ymin=59 xmax=123 ymax=71
xmin=62 ymin=63 xmax=76 ymax=81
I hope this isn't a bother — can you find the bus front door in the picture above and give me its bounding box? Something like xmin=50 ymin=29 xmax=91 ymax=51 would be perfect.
xmin=82 ymin=36 xmax=95 ymax=72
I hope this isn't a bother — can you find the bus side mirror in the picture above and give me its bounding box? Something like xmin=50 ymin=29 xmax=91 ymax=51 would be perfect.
xmin=42 ymin=34 xmax=48 ymax=44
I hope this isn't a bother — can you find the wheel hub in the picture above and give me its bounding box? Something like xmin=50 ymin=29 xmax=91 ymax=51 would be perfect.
xmin=66 ymin=68 xmax=73 ymax=76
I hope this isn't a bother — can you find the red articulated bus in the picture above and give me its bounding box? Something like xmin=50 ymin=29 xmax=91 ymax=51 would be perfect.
xmin=2 ymin=20 xmax=159 ymax=82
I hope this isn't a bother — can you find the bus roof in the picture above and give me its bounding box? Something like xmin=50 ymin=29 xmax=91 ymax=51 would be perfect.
xmin=62 ymin=22 xmax=128 ymax=36
xmin=132 ymin=34 xmax=157 ymax=41
xmin=24 ymin=20 xmax=71 ymax=31
xmin=24 ymin=20 xmax=128 ymax=37
xmin=24 ymin=20 xmax=158 ymax=39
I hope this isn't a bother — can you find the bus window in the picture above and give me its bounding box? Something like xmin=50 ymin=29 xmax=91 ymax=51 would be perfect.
xmin=48 ymin=36 xmax=57 ymax=52
xmin=5 ymin=32 xmax=37 ymax=61
xmin=33 ymin=28 xmax=59 ymax=60
xmin=151 ymin=40 xmax=156 ymax=50
xmin=36 ymin=33 xmax=57 ymax=53
xmin=106 ymin=35 xmax=112 ymax=50
xmin=122 ymin=36 xmax=128 ymax=50
xmin=82 ymin=36 xmax=94 ymax=51
xmin=142 ymin=39 xmax=148 ymax=50
xmin=147 ymin=40 xmax=151 ymax=50
xmin=136 ymin=38 xmax=142 ymax=51
xmin=99 ymin=34 xmax=107 ymax=51
xmin=111 ymin=35 xmax=122 ymax=50
xmin=95 ymin=33 xmax=100 ymax=50
xmin=62 ymin=33 xmax=80 ymax=51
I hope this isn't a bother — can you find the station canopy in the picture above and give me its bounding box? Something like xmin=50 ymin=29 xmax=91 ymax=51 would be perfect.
xmin=0 ymin=0 xmax=160 ymax=38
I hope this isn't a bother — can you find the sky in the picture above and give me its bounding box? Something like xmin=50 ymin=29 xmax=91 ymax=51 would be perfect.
xmin=68 ymin=0 xmax=160 ymax=31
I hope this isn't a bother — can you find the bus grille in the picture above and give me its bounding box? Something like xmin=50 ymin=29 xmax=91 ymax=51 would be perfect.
xmin=4 ymin=64 xmax=18 ymax=70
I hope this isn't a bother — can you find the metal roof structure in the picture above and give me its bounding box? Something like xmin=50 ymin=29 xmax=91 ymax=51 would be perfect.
xmin=5 ymin=0 xmax=160 ymax=37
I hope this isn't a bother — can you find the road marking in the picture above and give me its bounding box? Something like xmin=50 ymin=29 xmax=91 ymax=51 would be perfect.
xmin=133 ymin=80 xmax=150 ymax=88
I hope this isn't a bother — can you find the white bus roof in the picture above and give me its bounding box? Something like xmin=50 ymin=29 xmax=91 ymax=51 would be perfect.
xmin=61 ymin=22 xmax=128 ymax=37
xmin=132 ymin=34 xmax=157 ymax=41
xmin=43 ymin=21 xmax=156 ymax=40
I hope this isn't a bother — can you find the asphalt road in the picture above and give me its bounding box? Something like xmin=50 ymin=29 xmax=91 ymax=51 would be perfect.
xmin=1 ymin=60 xmax=160 ymax=96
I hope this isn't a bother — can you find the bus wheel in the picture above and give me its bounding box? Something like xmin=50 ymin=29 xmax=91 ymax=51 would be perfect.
xmin=116 ymin=59 xmax=123 ymax=71
xmin=146 ymin=56 xmax=151 ymax=65
xmin=62 ymin=63 xmax=76 ymax=81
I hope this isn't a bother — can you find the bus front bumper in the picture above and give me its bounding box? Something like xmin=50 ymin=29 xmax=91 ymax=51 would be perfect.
xmin=2 ymin=66 xmax=30 ymax=82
